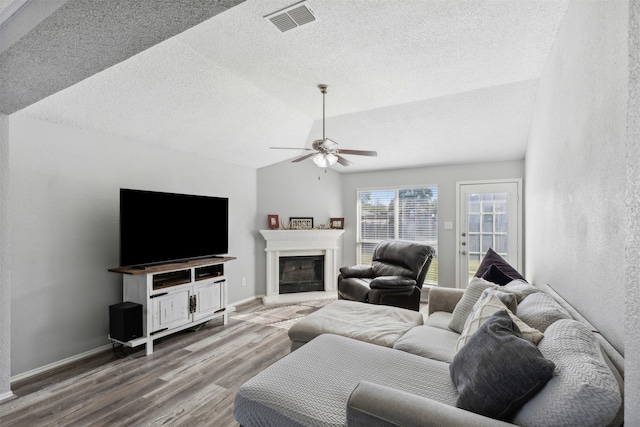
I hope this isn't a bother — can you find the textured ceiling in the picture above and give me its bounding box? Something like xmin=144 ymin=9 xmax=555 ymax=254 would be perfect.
xmin=0 ymin=0 xmax=570 ymax=172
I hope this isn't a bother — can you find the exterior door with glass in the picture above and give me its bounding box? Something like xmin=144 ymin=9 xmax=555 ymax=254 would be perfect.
xmin=457 ymin=180 xmax=522 ymax=288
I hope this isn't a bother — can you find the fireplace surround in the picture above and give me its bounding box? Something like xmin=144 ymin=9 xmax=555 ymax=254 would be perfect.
xmin=260 ymin=229 xmax=344 ymax=304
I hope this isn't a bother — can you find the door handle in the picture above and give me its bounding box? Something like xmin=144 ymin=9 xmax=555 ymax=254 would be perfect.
xmin=461 ymin=250 xmax=467 ymax=255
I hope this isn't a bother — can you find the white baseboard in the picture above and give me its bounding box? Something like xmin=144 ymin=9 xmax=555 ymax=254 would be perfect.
xmin=10 ymin=298 xmax=260 ymax=384
xmin=11 ymin=344 xmax=111 ymax=384
xmin=0 ymin=390 xmax=15 ymax=403
xmin=229 ymin=295 xmax=265 ymax=307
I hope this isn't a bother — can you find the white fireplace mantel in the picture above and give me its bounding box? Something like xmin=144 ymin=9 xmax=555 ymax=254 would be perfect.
xmin=260 ymin=229 xmax=344 ymax=304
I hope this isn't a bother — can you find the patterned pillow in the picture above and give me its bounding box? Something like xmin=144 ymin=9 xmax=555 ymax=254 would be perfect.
xmin=479 ymin=287 xmax=518 ymax=314
xmin=450 ymin=310 xmax=555 ymax=420
xmin=448 ymin=277 xmax=497 ymax=333
xmin=456 ymin=293 xmax=543 ymax=352
xmin=456 ymin=294 xmax=507 ymax=352
xmin=516 ymin=292 xmax=571 ymax=332
xmin=512 ymin=320 xmax=622 ymax=427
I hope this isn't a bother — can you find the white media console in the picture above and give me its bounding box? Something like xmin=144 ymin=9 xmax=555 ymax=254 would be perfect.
xmin=108 ymin=257 xmax=235 ymax=355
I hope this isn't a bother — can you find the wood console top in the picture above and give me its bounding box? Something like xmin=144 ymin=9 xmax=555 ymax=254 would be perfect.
xmin=109 ymin=256 xmax=236 ymax=275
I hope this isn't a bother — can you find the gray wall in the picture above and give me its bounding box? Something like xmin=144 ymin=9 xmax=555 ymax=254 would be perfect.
xmin=257 ymin=160 xmax=523 ymax=289
xmin=626 ymin=0 xmax=639 ymax=422
xmin=9 ymin=113 xmax=259 ymax=376
xmin=340 ymin=161 xmax=524 ymax=287
xmin=0 ymin=113 xmax=10 ymax=399
xmin=525 ymin=0 xmax=628 ymax=357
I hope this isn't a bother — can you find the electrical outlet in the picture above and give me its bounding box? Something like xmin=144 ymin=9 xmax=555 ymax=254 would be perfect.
xmin=242 ymin=277 xmax=246 ymax=286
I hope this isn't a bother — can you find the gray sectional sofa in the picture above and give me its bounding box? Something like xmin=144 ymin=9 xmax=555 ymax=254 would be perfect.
xmin=234 ymin=279 xmax=624 ymax=426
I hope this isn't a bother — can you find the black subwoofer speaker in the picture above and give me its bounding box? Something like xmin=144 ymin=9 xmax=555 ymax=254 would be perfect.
xmin=109 ymin=301 xmax=143 ymax=342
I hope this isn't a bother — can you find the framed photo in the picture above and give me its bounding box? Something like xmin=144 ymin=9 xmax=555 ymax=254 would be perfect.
xmin=289 ymin=217 xmax=313 ymax=229
xmin=267 ymin=214 xmax=279 ymax=229
xmin=330 ymin=217 xmax=344 ymax=229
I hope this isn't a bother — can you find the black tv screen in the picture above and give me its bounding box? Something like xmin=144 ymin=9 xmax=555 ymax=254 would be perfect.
xmin=120 ymin=189 xmax=228 ymax=267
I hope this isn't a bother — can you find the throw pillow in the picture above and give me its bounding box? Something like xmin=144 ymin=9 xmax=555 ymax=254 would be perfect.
xmin=456 ymin=293 xmax=543 ymax=352
xmin=516 ymin=292 xmax=572 ymax=332
xmin=512 ymin=320 xmax=622 ymax=427
xmin=508 ymin=312 xmax=544 ymax=346
xmin=449 ymin=310 xmax=555 ymax=421
xmin=479 ymin=287 xmax=518 ymax=314
xmin=474 ymin=248 xmax=527 ymax=283
xmin=481 ymin=264 xmax=516 ymax=285
xmin=456 ymin=293 xmax=508 ymax=352
xmin=447 ymin=277 xmax=497 ymax=333
xmin=504 ymin=280 xmax=540 ymax=300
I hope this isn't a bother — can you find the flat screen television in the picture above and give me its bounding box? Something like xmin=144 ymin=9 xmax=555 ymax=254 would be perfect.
xmin=119 ymin=188 xmax=228 ymax=268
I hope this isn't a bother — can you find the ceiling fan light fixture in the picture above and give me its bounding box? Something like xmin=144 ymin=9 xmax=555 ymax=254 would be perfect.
xmin=313 ymin=152 xmax=337 ymax=168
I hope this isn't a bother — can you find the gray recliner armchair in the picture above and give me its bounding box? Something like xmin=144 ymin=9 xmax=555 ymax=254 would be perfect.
xmin=337 ymin=240 xmax=435 ymax=311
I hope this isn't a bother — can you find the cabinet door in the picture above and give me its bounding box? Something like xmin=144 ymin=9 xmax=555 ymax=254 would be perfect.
xmin=192 ymin=280 xmax=222 ymax=321
xmin=152 ymin=289 xmax=191 ymax=332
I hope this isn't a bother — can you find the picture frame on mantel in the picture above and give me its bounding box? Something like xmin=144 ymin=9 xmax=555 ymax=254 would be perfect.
xmin=267 ymin=214 xmax=279 ymax=229
xmin=289 ymin=217 xmax=313 ymax=229
xmin=330 ymin=217 xmax=344 ymax=229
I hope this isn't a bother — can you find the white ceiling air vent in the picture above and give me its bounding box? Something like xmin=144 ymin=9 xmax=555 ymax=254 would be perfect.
xmin=265 ymin=1 xmax=315 ymax=32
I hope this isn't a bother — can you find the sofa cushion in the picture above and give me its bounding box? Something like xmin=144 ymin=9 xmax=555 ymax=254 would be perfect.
xmin=474 ymin=248 xmax=527 ymax=283
xmin=516 ymin=292 xmax=572 ymax=332
xmin=450 ymin=310 xmax=555 ymax=421
xmin=424 ymin=310 xmax=454 ymax=330
xmin=448 ymin=277 xmax=497 ymax=333
xmin=288 ymin=300 xmax=424 ymax=349
xmin=393 ymin=325 xmax=460 ymax=363
xmin=512 ymin=320 xmax=622 ymax=427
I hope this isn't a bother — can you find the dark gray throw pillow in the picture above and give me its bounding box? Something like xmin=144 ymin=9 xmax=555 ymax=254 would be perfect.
xmin=474 ymin=248 xmax=527 ymax=283
xmin=481 ymin=263 xmax=516 ymax=286
xmin=449 ymin=310 xmax=555 ymax=420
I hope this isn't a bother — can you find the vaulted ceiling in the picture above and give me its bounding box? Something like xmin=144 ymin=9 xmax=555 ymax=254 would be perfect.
xmin=0 ymin=0 xmax=569 ymax=172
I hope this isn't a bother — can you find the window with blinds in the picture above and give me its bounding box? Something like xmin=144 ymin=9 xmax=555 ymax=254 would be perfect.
xmin=357 ymin=186 xmax=438 ymax=284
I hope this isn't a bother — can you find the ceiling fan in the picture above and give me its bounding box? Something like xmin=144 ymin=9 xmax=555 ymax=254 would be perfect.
xmin=271 ymin=84 xmax=377 ymax=168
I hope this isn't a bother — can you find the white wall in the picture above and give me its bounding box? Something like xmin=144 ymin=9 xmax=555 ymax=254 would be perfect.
xmin=0 ymin=113 xmax=11 ymax=400
xmin=525 ymin=0 xmax=628 ymax=357
xmin=9 ymin=113 xmax=258 ymax=376
xmin=340 ymin=161 xmax=524 ymax=287
xmin=626 ymin=0 xmax=639 ymax=421
xmin=256 ymin=161 xmax=343 ymax=295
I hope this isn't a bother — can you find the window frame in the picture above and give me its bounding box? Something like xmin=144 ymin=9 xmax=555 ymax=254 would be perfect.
xmin=356 ymin=185 xmax=438 ymax=285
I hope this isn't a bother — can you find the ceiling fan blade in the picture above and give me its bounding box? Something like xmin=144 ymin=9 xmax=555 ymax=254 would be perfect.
xmin=292 ymin=153 xmax=316 ymax=163
xmin=336 ymin=149 xmax=378 ymax=157
xmin=271 ymin=147 xmax=314 ymax=151
xmin=336 ymin=155 xmax=353 ymax=166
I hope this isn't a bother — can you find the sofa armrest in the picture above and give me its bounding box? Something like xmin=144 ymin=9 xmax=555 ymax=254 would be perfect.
xmin=427 ymin=287 xmax=465 ymax=316
xmin=340 ymin=265 xmax=375 ymax=278
xmin=346 ymin=382 xmax=513 ymax=427
xmin=369 ymin=276 xmax=416 ymax=289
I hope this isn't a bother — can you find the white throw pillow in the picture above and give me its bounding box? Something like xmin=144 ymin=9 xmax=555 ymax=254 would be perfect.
xmin=456 ymin=293 xmax=544 ymax=352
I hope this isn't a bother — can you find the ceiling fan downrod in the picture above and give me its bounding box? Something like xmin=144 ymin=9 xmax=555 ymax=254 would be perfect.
xmin=318 ymin=84 xmax=327 ymax=142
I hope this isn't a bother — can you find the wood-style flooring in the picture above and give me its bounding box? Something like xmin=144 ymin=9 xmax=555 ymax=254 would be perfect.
xmin=0 ymin=298 xmax=428 ymax=427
